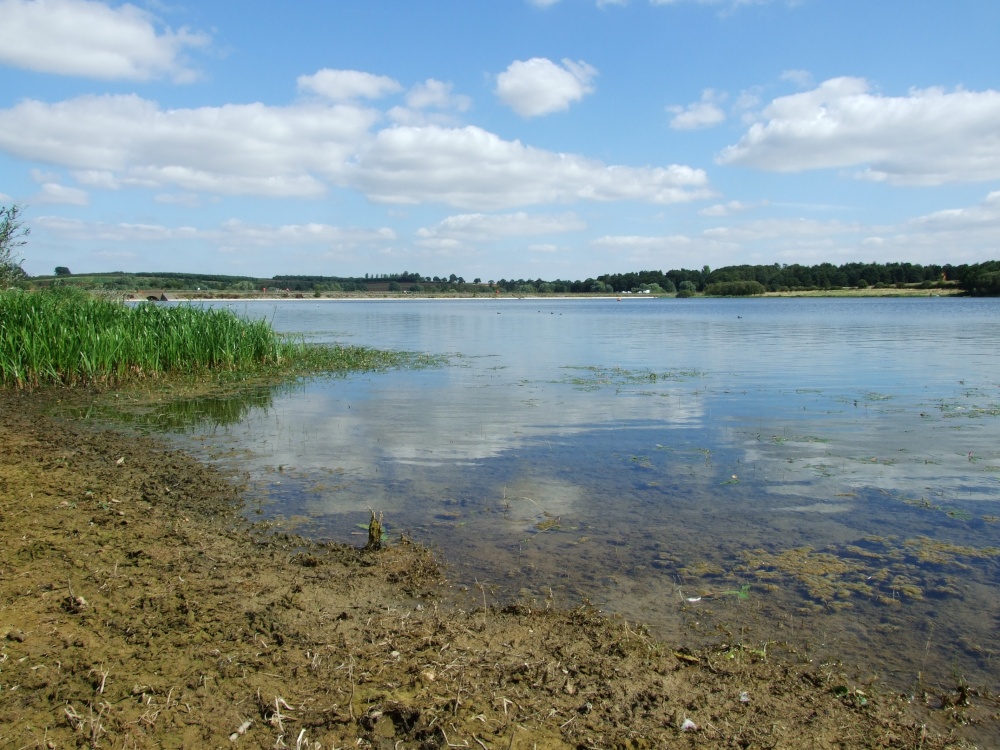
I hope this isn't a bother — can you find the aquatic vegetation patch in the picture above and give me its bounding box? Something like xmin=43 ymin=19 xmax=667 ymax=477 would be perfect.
xmin=560 ymin=365 xmax=706 ymax=391
xmin=724 ymin=535 xmax=990 ymax=610
xmin=902 ymin=536 xmax=1000 ymax=566
xmin=863 ymin=391 xmax=894 ymax=402
xmin=737 ymin=546 xmax=876 ymax=607
xmin=902 ymin=496 xmax=978 ymax=523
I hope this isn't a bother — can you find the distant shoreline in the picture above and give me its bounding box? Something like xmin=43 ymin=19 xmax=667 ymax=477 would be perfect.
xmin=151 ymin=287 xmax=966 ymax=302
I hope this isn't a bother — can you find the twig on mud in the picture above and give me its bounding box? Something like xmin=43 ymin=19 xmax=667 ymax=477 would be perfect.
xmin=64 ymin=704 xmax=84 ymax=732
xmin=90 ymin=664 xmax=110 ymax=694
xmin=475 ymin=578 xmax=489 ymax=628
xmin=295 ymin=728 xmax=320 ymax=750
xmin=499 ymin=696 xmax=515 ymax=718
xmin=268 ymin=695 xmax=295 ymax=732
xmin=440 ymin=727 xmax=469 ymax=747
xmin=348 ymin=657 xmax=356 ymax=720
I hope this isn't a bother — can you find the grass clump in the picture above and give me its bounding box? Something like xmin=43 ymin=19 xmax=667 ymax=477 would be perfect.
xmin=0 ymin=288 xmax=429 ymax=389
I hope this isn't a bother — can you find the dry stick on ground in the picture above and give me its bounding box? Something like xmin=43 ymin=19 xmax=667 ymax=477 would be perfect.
xmin=475 ymin=579 xmax=489 ymax=628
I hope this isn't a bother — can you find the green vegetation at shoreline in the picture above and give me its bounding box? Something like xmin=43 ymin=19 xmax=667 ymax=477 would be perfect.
xmin=17 ymin=259 xmax=1000 ymax=296
xmin=0 ymin=287 xmax=434 ymax=389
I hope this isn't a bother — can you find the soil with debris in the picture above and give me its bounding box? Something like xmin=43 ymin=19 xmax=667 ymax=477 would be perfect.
xmin=1 ymin=389 xmax=992 ymax=749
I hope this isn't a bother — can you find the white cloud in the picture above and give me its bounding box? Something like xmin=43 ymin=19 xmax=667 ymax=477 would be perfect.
xmin=668 ymin=89 xmax=727 ymax=130
xmin=718 ymin=77 xmax=1000 ymax=185
xmin=702 ymin=217 xmax=860 ymax=243
xmin=0 ymin=86 xmax=710 ymax=211
xmin=297 ymin=69 xmax=403 ymax=101
xmin=534 ymin=0 xmax=790 ymax=6
xmin=651 ymin=0 xmax=794 ymax=8
xmin=36 ymin=215 xmax=396 ymax=247
xmin=406 ymin=79 xmax=471 ymax=112
xmin=154 ymin=192 xmax=202 ymax=208
xmin=0 ymin=0 xmax=209 ymax=82
xmin=590 ymin=233 xmax=731 ymax=271
xmin=348 ymin=125 xmax=712 ymax=210
xmin=495 ymin=57 xmax=598 ymax=117
xmin=0 ymin=94 xmax=379 ymax=197
xmin=780 ymin=69 xmax=813 ymax=88
xmin=217 ymin=220 xmax=397 ymax=247
xmin=699 ymin=199 xmax=759 ymax=217
xmin=35 ymin=182 xmax=88 ymax=205
xmin=416 ymin=212 xmax=585 ymax=245
xmin=896 ymin=191 xmax=1000 ymax=253
xmin=591 ymin=234 xmax=694 ymax=250
xmin=389 ymin=79 xmax=472 ymax=126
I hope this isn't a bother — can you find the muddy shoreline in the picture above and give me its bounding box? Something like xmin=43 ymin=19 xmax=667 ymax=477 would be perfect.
xmin=1 ymin=389 xmax=991 ymax=748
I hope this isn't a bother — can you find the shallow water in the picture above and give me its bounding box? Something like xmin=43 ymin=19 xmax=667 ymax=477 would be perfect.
xmin=133 ymin=297 xmax=1000 ymax=695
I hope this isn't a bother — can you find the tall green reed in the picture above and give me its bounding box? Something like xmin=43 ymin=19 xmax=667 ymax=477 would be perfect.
xmin=0 ymin=288 xmax=420 ymax=389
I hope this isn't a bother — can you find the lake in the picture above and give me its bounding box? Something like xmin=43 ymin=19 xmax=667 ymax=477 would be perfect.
xmin=126 ymin=296 xmax=1000 ymax=696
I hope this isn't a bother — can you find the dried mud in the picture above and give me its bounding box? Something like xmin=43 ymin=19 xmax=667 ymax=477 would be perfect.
xmin=1 ymin=389 xmax=992 ymax=749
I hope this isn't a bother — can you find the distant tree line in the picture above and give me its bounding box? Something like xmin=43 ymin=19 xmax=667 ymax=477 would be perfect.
xmin=23 ymin=260 xmax=1000 ymax=296
xmin=595 ymin=261 xmax=975 ymax=294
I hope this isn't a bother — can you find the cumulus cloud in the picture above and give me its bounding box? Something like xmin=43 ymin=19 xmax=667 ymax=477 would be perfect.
xmin=348 ymin=125 xmax=712 ymax=210
xmin=702 ymin=217 xmax=860 ymax=243
xmin=651 ymin=0 xmax=794 ymax=8
xmin=591 ymin=234 xmax=694 ymax=251
xmin=297 ymin=69 xmax=403 ymax=101
xmin=901 ymin=191 xmax=1000 ymax=245
xmin=217 ymin=219 xmax=397 ymax=246
xmin=495 ymin=57 xmax=598 ymax=117
xmin=699 ymin=199 xmax=759 ymax=217
xmin=590 ymin=216 xmax=866 ymax=270
xmin=0 ymin=0 xmax=209 ymax=82
xmin=389 ymin=79 xmax=472 ymax=125
xmin=780 ymin=69 xmax=813 ymax=88
xmin=37 ymin=215 xmax=396 ymax=246
xmin=668 ymin=89 xmax=727 ymax=130
xmin=0 ymin=94 xmax=379 ymax=197
xmin=589 ymin=233 xmax=726 ymax=271
xmin=417 ymin=212 xmax=585 ymax=246
xmin=534 ymin=0 xmax=789 ymax=6
xmin=406 ymin=79 xmax=471 ymax=112
xmin=154 ymin=192 xmax=203 ymax=208
xmin=0 ymin=87 xmax=710 ymax=211
xmin=718 ymin=77 xmax=1000 ymax=185
xmin=35 ymin=182 xmax=88 ymax=205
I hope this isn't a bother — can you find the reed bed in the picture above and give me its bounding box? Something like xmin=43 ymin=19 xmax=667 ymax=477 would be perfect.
xmin=0 ymin=288 xmax=424 ymax=389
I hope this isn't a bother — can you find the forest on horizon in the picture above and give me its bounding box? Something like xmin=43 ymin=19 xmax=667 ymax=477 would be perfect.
xmin=23 ymin=258 xmax=1000 ymax=297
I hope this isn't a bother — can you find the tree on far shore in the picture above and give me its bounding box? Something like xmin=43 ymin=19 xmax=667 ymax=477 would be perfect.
xmin=1 ymin=204 xmax=29 ymax=287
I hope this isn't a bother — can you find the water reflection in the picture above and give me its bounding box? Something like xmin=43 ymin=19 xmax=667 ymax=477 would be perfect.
xmin=72 ymin=382 xmax=300 ymax=432
xmin=116 ymin=298 xmax=1000 ymax=699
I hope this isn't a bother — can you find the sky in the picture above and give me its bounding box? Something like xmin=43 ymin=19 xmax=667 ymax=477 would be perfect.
xmin=1 ymin=0 xmax=999 ymax=281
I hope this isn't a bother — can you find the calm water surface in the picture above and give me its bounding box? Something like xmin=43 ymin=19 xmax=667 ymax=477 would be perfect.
xmin=134 ymin=297 xmax=1000 ymax=696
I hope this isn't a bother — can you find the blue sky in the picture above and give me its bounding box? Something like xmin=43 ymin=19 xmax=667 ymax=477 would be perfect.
xmin=1 ymin=0 xmax=999 ymax=281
